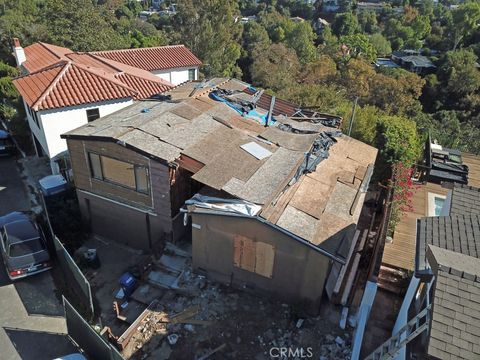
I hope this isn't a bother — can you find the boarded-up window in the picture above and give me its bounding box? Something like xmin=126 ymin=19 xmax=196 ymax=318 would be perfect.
xmin=87 ymin=152 xmax=149 ymax=194
xmin=102 ymin=156 xmax=136 ymax=188
xmin=134 ymin=166 xmax=149 ymax=194
xmin=88 ymin=153 xmax=102 ymax=180
xmin=233 ymin=235 xmax=274 ymax=278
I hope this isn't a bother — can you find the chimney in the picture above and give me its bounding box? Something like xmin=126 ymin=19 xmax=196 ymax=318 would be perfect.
xmin=12 ymin=38 xmax=26 ymax=67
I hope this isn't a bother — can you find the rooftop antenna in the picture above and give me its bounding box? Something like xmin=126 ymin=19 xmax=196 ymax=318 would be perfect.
xmin=347 ymin=96 xmax=358 ymax=137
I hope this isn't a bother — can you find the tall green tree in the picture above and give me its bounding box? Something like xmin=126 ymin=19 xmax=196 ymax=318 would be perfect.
xmin=451 ymin=1 xmax=480 ymax=50
xmin=172 ymin=0 xmax=243 ymax=77
xmin=438 ymin=49 xmax=480 ymax=98
xmin=332 ymin=12 xmax=359 ymax=37
xmin=340 ymin=33 xmax=377 ymax=62
xmin=250 ymin=43 xmax=300 ymax=92
xmin=43 ymin=0 xmax=128 ymax=51
xmin=284 ymin=21 xmax=317 ymax=64
xmin=374 ymin=115 xmax=422 ymax=178
xmin=369 ymin=33 xmax=391 ymax=56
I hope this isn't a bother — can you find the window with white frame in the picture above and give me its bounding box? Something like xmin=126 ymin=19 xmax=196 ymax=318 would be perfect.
xmin=188 ymin=68 xmax=196 ymax=81
xmin=427 ymin=192 xmax=446 ymax=216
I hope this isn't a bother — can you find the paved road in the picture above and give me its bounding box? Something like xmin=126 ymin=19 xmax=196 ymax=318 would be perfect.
xmin=0 ymin=156 xmax=30 ymax=215
xmin=0 ymin=155 xmax=75 ymax=360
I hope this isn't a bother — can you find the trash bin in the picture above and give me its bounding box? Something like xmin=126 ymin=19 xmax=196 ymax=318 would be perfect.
xmin=119 ymin=272 xmax=137 ymax=298
xmin=83 ymin=249 xmax=100 ymax=269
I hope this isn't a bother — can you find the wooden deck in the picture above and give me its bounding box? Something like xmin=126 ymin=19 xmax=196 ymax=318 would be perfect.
xmin=382 ymin=182 xmax=449 ymax=271
xmin=382 ymin=152 xmax=480 ymax=271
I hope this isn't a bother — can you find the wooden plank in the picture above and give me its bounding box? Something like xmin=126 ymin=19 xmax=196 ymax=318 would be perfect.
xmin=176 ymin=154 xmax=205 ymax=174
xmin=340 ymin=253 xmax=361 ymax=306
xmin=170 ymin=305 xmax=200 ymax=324
xmin=241 ymin=237 xmax=256 ymax=272
xmin=233 ymin=235 xmax=256 ymax=272
xmin=255 ymin=242 xmax=275 ymax=278
xmin=233 ymin=236 xmax=242 ymax=268
xmin=333 ymin=230 xmax=361 ymax=294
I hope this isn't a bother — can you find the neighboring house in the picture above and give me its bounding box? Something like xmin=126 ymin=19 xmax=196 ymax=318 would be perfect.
xmin=356 ymin=2 xmax=404 ymax=13
xmin=11 ymin=39 xmax=201 ymax=173
xmin=367 ymin=184 xmax=480 ymax=360
xmin=91 ymin=46 xmax=201 ymax=85
xmin=374 ymin=58 xmax=400 ymax=69
xmin=62 ymin=78 xmax=377 ymax=313
xmin=322 ymin=0 xmax=340 ymax=12
xmin=381 ymin=136 xmax=479 ymax=281
xmin=391 ymin=50 xmax=436 ymax=75
xmin=362 ymin=139 xmax=480 ymax=359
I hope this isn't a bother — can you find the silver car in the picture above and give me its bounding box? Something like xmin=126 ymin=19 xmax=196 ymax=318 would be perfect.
xmin=0 ymin=212 xmax=52 ymax=280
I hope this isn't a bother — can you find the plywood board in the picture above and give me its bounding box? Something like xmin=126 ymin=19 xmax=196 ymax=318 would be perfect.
xmin=289 ymin=176 xmax=331 ymax=219
xmin=255 ymin=242 xmax=275 ymax=278
xmin=233 ymin=235 xmax=255 ymax=272
xmin=170 ymin=104 xmax=202 ymax=120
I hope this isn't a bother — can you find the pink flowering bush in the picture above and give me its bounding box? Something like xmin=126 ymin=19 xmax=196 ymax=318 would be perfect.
xmin=387 ymin=162 xmax=418 ymax=236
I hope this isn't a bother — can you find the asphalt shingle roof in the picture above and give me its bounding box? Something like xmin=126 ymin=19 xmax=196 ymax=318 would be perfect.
xmin=426 ymin=245 xmax=480 ymax=360
xmin=450 ymin=183 xmax=480 ymax=216
xmin=416 ymin=215 xmax=480 ymax=275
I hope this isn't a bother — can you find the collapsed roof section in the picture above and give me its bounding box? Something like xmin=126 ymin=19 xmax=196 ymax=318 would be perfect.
xmin=63 ymin=78 xmax=377 ymax=256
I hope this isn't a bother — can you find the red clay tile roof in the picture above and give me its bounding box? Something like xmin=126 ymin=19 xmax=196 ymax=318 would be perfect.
xmin=13 ymin=42 xmax=202 ymax=110
xmin=22 ymin=42 xmax=72 ymax=73
xmin=91 ymin=45 xmax=202 ymax=71
xmin=14 ymin=46 xmax=174 ymax=111
xmin=13 ymin=61 xmax=137 ymax=111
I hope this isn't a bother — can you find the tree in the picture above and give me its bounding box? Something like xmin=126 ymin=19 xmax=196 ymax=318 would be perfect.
xmin=284 ymin=21 xmax=317 ymax=64
xmin=411 ymin=15 xmax=431 ymax=40
xmin=368 ymin=69 xmax=425 ymax=115
xmin=370 ymin=33 xmax=391 ymax=56
xmin=339 ymin=58 xmax=376 ymax=98
xmin=332 ymin=12 xmax=359 ymax=37
xmin=374 ymin=115 xmax=421 ymax=179
xmin=438 ymin=49 xmax=480 ymax=97
xmin=451 ymin=1 xmax=480 ymax=50
xmin=347 ymin=104 xmax=384 ymax=145
xmin=43 ymin=0 xmax=128 ymax=51
xmin=0 ymin=0 xmax=49 ymax=59
xmin=172 ymin=0 xmax=243 ymax=77
xmin=340 ymin=33 xmax=377 ymax=62
xmin=358 ymin=10 xmax=378 ymax=34
xmin=301 ymin=55 xmax=337 ymax=84
xmin=0 ymin=60 xmax=19 ymax=100
xmin=250 ymin=43 xmax=300 ymax=92
xmin=278 ymin=83 xmax=351 ymax=118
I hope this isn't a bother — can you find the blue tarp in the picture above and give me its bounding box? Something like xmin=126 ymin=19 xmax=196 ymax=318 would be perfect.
xmin=209 ymin=92 xmax=276 ymax=125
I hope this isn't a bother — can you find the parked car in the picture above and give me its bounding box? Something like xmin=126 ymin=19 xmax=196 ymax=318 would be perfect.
xmin=0 ymin=129 xmax=15 ymax=156
xmin=0 ymin=212 xmax=52 ymax=280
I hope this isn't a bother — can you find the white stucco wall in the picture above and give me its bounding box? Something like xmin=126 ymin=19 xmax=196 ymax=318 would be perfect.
xmin=24 ymin=100 xmax=48 ymax=156
xmin=36 ymin=98 xmax=133 ymax=159
xmin=153 ymin=67 xmax=198 ymax=85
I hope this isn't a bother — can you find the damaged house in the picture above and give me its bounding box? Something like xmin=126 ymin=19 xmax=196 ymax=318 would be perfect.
xmin=62 ymin=78 xmax=377 ymax=313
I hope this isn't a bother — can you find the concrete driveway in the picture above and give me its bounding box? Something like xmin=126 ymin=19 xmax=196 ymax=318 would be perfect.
xmin=0 ymin=155 xmax=74 ymax=360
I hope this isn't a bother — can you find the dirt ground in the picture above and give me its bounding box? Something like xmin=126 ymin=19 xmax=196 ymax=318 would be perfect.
xmin=82 ymin=238 xmax=356 ymax=360
xmin=124 ymin=268 xmax=354 ymax=360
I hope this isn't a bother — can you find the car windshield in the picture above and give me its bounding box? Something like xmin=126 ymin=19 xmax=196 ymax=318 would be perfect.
xmin=8 ymin=238 xmax=45 ymax=257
